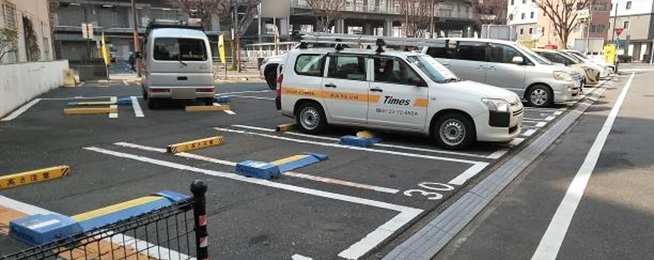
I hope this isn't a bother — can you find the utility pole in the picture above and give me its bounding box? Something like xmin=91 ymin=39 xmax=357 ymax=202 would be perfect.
xmin=585 ymin=1 xmax=593 ymax=53
xmin=611 ymin=2 xmax=617 ymax=43
xmin=131 ymin=0 xmax=141 ymax=77
xmin=430 ymin=0 xmax=435 ymax=38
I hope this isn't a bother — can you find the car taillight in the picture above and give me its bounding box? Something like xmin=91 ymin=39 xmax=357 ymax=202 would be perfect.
xmin=150 ymin=88 xmax=170 ymax=93
xmin=276 ymin=74 xmax=284 ymax=97
xmin=196 ymin=88 xmax=215 ymax=93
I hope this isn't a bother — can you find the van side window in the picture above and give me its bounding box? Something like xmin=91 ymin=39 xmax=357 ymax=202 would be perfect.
xmin=456 ymin=42 xmax=487 ymax=62
xmin=153 ymin=38 xmax=207 ymax=61
xmin=426 ymin=47 xmax=454 ymax=59
xmin=327 ymin=55 xmax=367 ymax=81
xmin=294 ymin=54 xmax=324 ymax=77
xmin=488 ymin=44 xmax=525 ymax=64
xmin=374 ymin=57 xmax=424 ymax=86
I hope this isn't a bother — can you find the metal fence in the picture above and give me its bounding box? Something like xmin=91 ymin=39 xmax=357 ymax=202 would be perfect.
xmin=1 ymin=180 xmax=209 ymax=260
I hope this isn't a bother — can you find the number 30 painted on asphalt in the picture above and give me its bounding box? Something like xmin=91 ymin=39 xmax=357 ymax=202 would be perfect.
xmin=403 ymin=182 xmax=455 ymax=200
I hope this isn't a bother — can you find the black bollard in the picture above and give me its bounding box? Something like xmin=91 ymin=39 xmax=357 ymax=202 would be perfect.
xmin=191 ymin=180 xmax=209 ymax=260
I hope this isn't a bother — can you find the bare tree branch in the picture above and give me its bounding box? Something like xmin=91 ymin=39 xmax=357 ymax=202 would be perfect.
xmin=400 ymin=0 xmax=434 ymax=37
xmin=306 ymin=0 xmax=346 ymax=32
xmin=472 ymin=0 xmax=508 ymax=25
xmin=537 ymin=0 xmax=589 ymax=47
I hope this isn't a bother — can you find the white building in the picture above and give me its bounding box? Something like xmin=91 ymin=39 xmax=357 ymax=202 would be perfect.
xmin=609 ymin=0 xmax=654 ymax=61
xmin=0 ymin=0 xmax=55 ymax=64
xmin=507 ymin=0 xmax=540 ymax=41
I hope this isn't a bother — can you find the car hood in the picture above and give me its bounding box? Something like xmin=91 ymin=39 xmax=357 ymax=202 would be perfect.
xmin=445 ymin=80 xmax=520 ymax=102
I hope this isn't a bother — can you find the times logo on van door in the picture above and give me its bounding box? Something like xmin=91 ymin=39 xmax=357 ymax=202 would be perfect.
xmin=383 ymin=96 xmax=411 ymax=106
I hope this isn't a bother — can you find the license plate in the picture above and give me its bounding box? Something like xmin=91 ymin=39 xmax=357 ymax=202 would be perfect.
xmin=172 ymin=88 xmax=196 ymax=99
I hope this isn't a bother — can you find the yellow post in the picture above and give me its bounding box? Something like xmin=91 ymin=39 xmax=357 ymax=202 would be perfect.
xmin=604 ymin=45 xmax=616 ymax=64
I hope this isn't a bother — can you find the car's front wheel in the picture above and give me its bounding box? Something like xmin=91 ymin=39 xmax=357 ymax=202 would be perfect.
xmin=526 ymin=85 xmax=553 ymax=108
xmin=295 ymin=102 xmax=327 ymax=134
xmin=433 ymin=113 xmax=475 ymax=150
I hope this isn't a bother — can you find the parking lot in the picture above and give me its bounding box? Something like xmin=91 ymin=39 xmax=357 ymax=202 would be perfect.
xmin=0 ymin=76 xmax=618 ymax=259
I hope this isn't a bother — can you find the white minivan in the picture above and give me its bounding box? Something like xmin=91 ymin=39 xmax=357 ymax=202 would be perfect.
xmin=141 ymin=24 xmax=215 ymax=109
xmin=277 ymin=47 xmax=524 ymax=150
xmin=423 ymin=38 xmax=582 ymax=108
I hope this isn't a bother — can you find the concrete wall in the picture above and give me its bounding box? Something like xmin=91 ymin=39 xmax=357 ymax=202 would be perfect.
xmin=0 ymin=60 xmax=69 ymax=118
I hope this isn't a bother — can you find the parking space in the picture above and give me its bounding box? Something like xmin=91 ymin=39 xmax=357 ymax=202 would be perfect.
xmin=0 ymin=76 xmax=616 ymax=259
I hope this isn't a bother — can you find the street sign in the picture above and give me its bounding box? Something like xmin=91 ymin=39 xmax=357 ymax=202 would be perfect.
xmin=615 ymin=28 xmax=624 ymax=36
xmin=577 ymin=9 xmax=590 ymax=19
xmin=81 ymin=23 xmax=94 ymax=40
xmin=261 ymin=0 xmax=290 ymax=18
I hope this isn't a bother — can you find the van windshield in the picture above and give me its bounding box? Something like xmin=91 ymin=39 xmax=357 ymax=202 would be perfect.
xmin=154 ymin=38 xmax=207 ymax=61
xmin=407 ymin=55 xmax=460 ymax=83
xmin=515 ymin=44 xmax=552 ymax=65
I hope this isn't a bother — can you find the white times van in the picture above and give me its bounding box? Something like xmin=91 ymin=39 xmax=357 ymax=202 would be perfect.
xmin=141 ymin=25 xmax=215 ymax=109
xmin=276 ymin=48 xmax=524 ymax=150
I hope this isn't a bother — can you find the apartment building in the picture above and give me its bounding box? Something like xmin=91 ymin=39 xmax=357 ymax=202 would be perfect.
xmin=0 ymin=0 xmax=54 ymax=64
xmin=609 ymin=0 xmax=654 ymax=61
xmin=507 ymin=0 xmax=539 ymax=41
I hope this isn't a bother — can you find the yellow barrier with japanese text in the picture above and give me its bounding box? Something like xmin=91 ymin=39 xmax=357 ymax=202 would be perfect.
xmin=604 ymin=45 xmax=616 ymax=64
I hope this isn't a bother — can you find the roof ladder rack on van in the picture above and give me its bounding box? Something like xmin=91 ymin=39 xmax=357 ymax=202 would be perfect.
xmin=298 ymin=32 xmax=450 ymax=51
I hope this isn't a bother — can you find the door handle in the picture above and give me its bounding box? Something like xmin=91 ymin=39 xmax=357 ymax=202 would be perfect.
xmin=177 ymin=76 xmax=188 ymax=80
xmin=370 ymin=87 xmax=383 ymax=92
xmin=478 ymin=65 xmax=486 ymax=70
xmin=325 ymin=83 xmax=337 ymax=88
xmin=442 ymin=63 xmax=450 ymax=67
xmin=488 ymin=66 xmax=496 ymax=71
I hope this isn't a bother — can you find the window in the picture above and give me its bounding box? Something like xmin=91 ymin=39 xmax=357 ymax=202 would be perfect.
xmin=327 ymin=55 xmax=367 ymax=81
xmin=539 ymin=52 xmax=567 ymax=64
xmin=2 ymin=1 xmax=17 ymax=29
xmin=521 ymin=13 xmax=525 ymax=19
xmin=522 ymin=0 xmax=526 ymax=3
xmin=456 ymin=42 xmax=487 ymax=62
xmin=626 ymin=1 xmax=632 ymax=9
xmin=509 ymin=14 xmax=513 ymax=20
xmin=520 ymin=28 xmax=524 ymax=34
xmin=529 ymin=27 xmax=533 ymax=34
xmin=373 ymin=57 xmax=423 ymax=85
xmin=530 ymin=12 xmax=534 ymax=18
xmin=623 ymin=21 xmax=630 ymax=29
xmin=426 ymin=46 xmax=455 ymax=59
xmin=511 ymin=0 xmax=514 ymax=5
xmin=489 ymin=44 xmax=525 ymax=64
xmin=407 ymin=55 xmax=458 ymax=84
xmin=295 ymin=54 xmax=324 ymax=77
xmin=153 ymin=38 xmax=207 ymax=61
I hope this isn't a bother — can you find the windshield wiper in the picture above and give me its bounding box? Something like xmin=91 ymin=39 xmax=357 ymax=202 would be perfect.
xmin=178 ymin=54 xmax=187 ymax=67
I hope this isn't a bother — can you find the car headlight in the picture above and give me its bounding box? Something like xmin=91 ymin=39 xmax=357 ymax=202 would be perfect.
xmin=482 ymin=98 xmax=510 ymax=112
xmin=553 ymin=71 xmax=573 ymax=81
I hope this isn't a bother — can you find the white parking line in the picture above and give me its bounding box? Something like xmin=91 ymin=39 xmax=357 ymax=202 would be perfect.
xmin=509 ymin=138 xmax=524 ymax=146
xmin=486 ymin=150 xmax=509 ymax=160
xmin=535 ymin=122 xmax=547 ymax=128
xmin=448 ymin=162 xmax=490 ymax=186
xmin=292 ymin=254 xmax=313 ymax=260
xmin=217 ymin=90 xmax=272 ymax=95
xmin=122 ymin=80 xmax=129 ymax=87
xmin=214 ymin=127 xmax=484 ymax=165
xmin=524 ymin=117 xmax=548 ymax=121
xmin=553 ymin=111 xmax=563 ymax=116
xmin=77 ymin=82 xmax=86 ymax=87
xmin=214 ymin=103 xmax=236 ymax=115
xmin=544 ymin=116 xmax=556 ymax=121
xmin=532 ymin=73 xmax=636 ymax=260
xmin=130 ymin=96 xmax=144 ymax=118
xmin=1 ymin=98 xmax=41 ymax=121
xmin=522 ymin=129 xmax=537 ymax=137
xmin=229 ymin=95 xmax=276 ymax=101
xmin=85 ymin=147 xmax=423 ymax=260
xmin=114 ymin=142 xmax=400 ymax=194
xmin=108 ymin=97 xmax=118 ymax=119
xmin=231 ymin=125 xmax=496 ymax=160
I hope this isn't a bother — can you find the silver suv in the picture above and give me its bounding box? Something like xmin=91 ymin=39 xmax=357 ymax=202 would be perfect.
xmin=423 ymin=38 xmax=581 ymax=108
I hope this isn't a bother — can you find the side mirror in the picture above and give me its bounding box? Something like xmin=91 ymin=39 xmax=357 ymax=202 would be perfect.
xmin=512 ymin=56 xmax=524 ymax=65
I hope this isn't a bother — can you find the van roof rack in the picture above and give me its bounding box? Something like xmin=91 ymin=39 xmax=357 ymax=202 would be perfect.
xmin=146 ymin=19 xmax=204 ymax=32
xmin=299 ymin=32 xmax=450 ymax=51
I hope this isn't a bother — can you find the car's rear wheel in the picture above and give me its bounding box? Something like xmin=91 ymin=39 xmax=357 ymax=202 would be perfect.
xmin=433 ymin=113 xmax=475 ymax=150
xmin=296 ymin=102 xmax=327 ymax=134
xmin=526 ymin=85 xmax=553 ymax=108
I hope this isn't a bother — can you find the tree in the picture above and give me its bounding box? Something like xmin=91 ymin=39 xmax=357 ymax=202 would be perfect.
xmin=306 ymin=0 xmax=346 ymax=32
xmin=400 ymin=0 xmax=434 ymax=38
xmin=0 ymin=28 xmax=18 ymax=62
xmin=473 ymin=0 xmax=508 ymax=25
xmin=22 ymin=16 xmax=41 ymax=62
xmin=537 ymin=0 xmax=590 ymax=47
xmin=168 ymin=0 xmax=227 ymax=30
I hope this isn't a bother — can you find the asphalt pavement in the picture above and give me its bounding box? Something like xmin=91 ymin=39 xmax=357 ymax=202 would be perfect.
xmin=0 ymin=71 xmax=641 ymax=260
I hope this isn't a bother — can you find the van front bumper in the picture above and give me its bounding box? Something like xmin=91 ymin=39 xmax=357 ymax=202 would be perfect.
xmin=474 ymin=108 xmax=524 ymax=142
xmin=552 ymin=80 xmax=581 ymax=104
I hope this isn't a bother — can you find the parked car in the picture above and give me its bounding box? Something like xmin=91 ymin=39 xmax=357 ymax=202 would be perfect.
xmin=533 ymin=49 xmax=599 ymax=86
xmin=422 ymin=38 xmax=581 ymax=108
xmin=560 ymin=49 xmax=614 ymax=78
xmin=260 ymin=54 xmax=288 ymax=90
xmin=276 ymin=47 xmax=524 ymax=150
xmin=140 ymin=23 xmax=215 ymax=109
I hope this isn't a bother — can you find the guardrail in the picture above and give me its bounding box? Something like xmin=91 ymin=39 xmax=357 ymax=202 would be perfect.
xmin=0 ymin=180 xmax=209 ymax=260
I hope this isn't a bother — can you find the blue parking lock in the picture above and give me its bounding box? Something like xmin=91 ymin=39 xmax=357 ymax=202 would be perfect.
xmin=339 ymin=135 xmax=380 ymax=147
xmin=117 ymin=97 xmax=133 ymax=106
xmin=215 ymin=96 xmax=231 ymax=103
xmin=235 ymin=161 xmax=281 ymax=179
